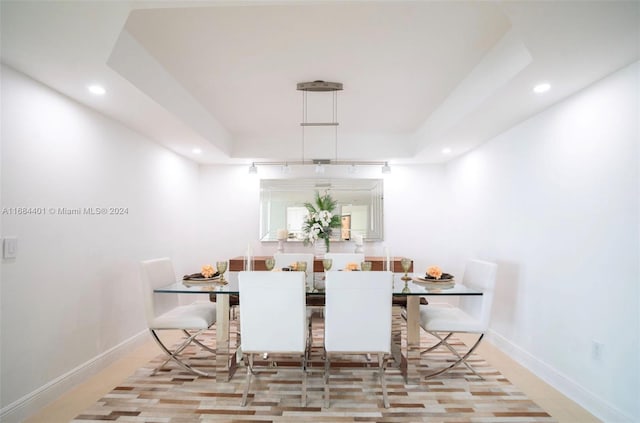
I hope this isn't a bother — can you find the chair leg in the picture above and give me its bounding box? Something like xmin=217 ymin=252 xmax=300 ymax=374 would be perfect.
xmin=241 ymin=353 xmax=254 ymax=406
xmin=184 ymin=329 xmax=216 ymax=354
xmin=421 ymin=332 xmax=454 ymax=355
xmin=306 ymin=324 xmax=312 ymax=367
xmin=301 ymin=354 xmax=307 ymax=406
xmin=424 ymin=332 xmax=485 ymax=379
xmin=378 ymin=353 xmax=389 ymax=408
xmin=150 ymin=329 xmax=211 ymax=377
xmin=324 ymin=352 xmax=330 ymax=408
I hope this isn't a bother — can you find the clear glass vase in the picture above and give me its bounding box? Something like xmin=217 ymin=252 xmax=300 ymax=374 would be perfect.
xmin=314 ymin=238 xmax=329 ymax=258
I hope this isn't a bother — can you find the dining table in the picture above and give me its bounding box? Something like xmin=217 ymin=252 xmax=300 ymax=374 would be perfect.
xmin=154 ymin=271 xmax=483 ymax=384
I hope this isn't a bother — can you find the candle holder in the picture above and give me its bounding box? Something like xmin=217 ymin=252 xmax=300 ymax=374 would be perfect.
xmin=353 ymin=234 xmax=364 ymax=253
xmin=276 ymin=229 xmax=288 ymax=254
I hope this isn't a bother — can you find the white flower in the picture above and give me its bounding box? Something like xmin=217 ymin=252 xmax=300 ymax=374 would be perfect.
xmin=301 ymin=192 xmax=340 ymax=246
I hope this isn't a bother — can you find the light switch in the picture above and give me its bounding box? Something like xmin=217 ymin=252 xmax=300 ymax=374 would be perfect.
xmin=3 ymin=237 xmax=17 ymax=259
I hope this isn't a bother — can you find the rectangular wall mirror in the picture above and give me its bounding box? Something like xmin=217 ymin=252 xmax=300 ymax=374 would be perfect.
xmin=260 ymin=178 xmax=384 ymax=242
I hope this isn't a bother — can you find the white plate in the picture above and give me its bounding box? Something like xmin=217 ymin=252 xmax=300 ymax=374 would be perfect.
xmin=412 ymin=276 xmax=454 ymax=283
xmin=412 ymin=277 xmax=455 ymax=290
xmin=183 ymin=276 xmax=220 ymax=286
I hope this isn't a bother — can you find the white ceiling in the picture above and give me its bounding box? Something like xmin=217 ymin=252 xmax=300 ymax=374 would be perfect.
xmin=1 ymin=1 xmax=638 ymax=165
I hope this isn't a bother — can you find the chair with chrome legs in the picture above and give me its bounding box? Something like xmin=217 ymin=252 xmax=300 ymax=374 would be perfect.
xmin=419 ymin=259 xmax=497 ymax=379
xmin=324 ymin=271 xmax=393 ymax=408
xmin=140 ymin=258 xmax=217 ymax=377
xmin=238 ymin=271 xmax=309 ymax=406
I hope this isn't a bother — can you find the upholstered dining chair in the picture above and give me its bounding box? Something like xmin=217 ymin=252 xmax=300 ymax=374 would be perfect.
xmin=238 ymin=271 xmax=309 ymax=406
xmin=140 ymin=258 xmax=217 ymax=377
xmin=324 ymin=271 xmax=393 ymax=408
xmin=419 ymin=259 xmax=497 ymax=379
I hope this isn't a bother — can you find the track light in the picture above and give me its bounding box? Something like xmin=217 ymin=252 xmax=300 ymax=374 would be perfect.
xmin=248 ymin=160 xmax=390 ymax=173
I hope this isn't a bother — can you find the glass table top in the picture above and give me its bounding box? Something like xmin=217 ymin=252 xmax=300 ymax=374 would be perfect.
xmin=155 ymin=272 xmax=482 ymax=296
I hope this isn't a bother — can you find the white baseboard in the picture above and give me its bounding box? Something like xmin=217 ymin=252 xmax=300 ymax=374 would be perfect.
xmin=0 ymin=330 xmax=149 ymax=423
xmin=487 ymin=329 xmax=635 ymax=423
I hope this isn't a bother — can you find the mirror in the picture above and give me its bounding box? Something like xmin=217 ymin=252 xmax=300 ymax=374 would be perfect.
xmin=260 ymin=178 xmax=384 ymax=242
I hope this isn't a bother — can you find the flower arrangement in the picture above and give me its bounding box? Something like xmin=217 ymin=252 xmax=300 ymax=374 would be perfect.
xmin=426 ymin=266 xmax=443 ymax=279
xmin=201 ymin=264 xmax=216 ymax=278
xmin=346 ymin=262 xmax=359 ymax=271
xmin=302 ymin=191 xmax=341 ymax=252
xmin=182 ymin=264 xmax=219 ymax=281
xmin=425 ymin=265 xmax=454 ymax=280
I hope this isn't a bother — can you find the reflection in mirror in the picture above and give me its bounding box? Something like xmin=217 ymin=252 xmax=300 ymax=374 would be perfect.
xmin=260 ymin=179 xmax=384 ymax=242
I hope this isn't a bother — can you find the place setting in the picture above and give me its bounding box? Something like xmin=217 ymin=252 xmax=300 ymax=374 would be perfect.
xmin=411 ymin=265 xmax=455 ymax=291
xmin=182 ymin=262 xmax=228 ymax=287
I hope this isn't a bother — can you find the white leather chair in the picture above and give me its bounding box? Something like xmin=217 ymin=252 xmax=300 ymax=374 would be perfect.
xmin=323 ymin=253 xmax=365 ymax=271
xmin=274 ymin=253 xmax=315 ymax=289
xmin=324 ymin=271 xmax=393 ymax=408
xmin=140 ymin=258 xmax=217 ymax=377
xmin=419 ymin=259 xmax=497 ymax=379
xmin=238 ymin=271 xmax=309 ymax=406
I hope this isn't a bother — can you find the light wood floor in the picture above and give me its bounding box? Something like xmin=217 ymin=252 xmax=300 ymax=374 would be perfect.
xmin=25 ymin=332 xmax=600 ymax=423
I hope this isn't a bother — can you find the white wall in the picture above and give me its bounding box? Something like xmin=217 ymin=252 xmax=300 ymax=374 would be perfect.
xmin=382 ymin=164 xmax=453 ymax=273
xmin=445 ymin=62 xmax=639 ymax=422
xmin=196 ymin=164 xmax=451 ymax=274
xmin=0 ymin=66 xmax=199 ymax=420
xmin=195 ymin=165 xmax=261 ymax=264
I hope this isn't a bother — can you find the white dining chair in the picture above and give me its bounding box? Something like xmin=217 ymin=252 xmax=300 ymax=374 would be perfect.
xmin=419 ymin=259 xmax=497 ymax=379
xmin=140 ymin=258 xmax=217 ymax=377
xmin=238 ymin=271 xmax=309 ymax=406
xmin=324 ymin=271 xmax=393 ymax=408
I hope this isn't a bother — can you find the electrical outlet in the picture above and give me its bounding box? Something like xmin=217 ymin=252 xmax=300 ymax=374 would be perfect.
xmin=591 ymin=340 xmax=604 ymax=361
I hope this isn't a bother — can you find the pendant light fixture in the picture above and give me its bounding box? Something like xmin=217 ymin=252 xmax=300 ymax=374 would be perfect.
xmin=248 ymin=80 xmax=390 ymax=174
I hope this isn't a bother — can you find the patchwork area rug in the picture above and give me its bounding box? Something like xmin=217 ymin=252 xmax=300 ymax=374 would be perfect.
xmin=74 ymin=316 xmax=555 ymax=422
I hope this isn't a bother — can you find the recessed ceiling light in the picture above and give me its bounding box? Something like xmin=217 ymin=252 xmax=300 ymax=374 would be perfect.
xmin=192 ymin=148 xmax=202 ymax=154
xmin=533 ymin=82 xmax=551 ymax=94
xmin=442 ymin=148 xmax=452 ymax=154
xmin=87 ymin=84 xmax=106 ymax=95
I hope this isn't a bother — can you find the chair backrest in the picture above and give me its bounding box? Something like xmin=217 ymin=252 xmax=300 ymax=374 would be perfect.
xmin=323 ymin=253 xmax=365 ymax=271
xmin=140 ymin=258 xmax=179 ymax=325
xmin=239 ymin=271 xmax=307 ymax=353
xmin=459 ymin=259 xmax=498 ymax=331
xmin=274 ymin=253 xmax=315 ymax=287
xmin=324 ymin=271 xmax=392 ymax=353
